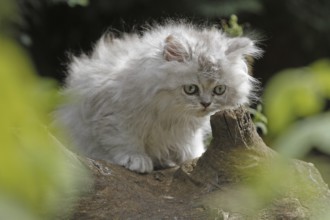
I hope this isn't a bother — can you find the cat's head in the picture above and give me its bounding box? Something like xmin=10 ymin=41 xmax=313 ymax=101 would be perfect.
xmin=157 ymin=31 xmax=261 ymax=117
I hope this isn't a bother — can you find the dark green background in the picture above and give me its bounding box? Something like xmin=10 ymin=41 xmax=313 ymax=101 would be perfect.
xmin=15 ymin=0 xmax=330 ymax=85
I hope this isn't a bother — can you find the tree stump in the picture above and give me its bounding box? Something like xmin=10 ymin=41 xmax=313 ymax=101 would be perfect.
xmin=67 ymin=107 xmax=330 ymax=219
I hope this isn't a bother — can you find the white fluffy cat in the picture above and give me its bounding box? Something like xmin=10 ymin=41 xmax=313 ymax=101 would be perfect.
xmin=56 ymin=22 xmax=261 ymax=173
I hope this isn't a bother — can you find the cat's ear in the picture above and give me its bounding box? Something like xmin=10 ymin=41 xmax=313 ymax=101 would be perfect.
xmin=225 ymin=37 xmax=261 ymax=58
xmin=163 ymin=35 xmax=190 ymax=62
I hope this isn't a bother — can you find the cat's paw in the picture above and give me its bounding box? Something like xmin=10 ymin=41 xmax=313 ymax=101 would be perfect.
xmin=118 ymin=153 xmax=154 ymax=173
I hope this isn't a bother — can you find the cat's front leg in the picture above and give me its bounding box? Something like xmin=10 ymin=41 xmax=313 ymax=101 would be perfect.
xmin=92 ymin=116 xmax=154 ymax=173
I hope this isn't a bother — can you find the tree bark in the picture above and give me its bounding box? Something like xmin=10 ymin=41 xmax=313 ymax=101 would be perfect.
xmin=67 ymin=107 xmax=330 ymax=219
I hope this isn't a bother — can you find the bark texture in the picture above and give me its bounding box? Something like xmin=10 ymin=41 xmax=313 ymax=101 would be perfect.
xmin=67 ymin=107 xmax=330 ymax=219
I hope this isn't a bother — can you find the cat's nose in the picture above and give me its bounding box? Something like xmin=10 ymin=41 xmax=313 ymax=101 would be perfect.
xmin=200 ymin=102 xmax=211 ymax=108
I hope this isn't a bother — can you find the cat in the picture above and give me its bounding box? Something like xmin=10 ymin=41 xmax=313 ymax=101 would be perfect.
xmin=55 ymin=21 xmax=262 ymax=173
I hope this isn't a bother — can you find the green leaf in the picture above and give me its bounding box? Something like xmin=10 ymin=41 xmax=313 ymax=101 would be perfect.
xmin=274 ymin=112 xmax=330 ymax=158
xmin=263 ymin=67 xmax=324 ymax=137
xmin=310 ymin=59 xmax=330 ymax=98
xmin=0 ymin=35 xmax=89 ymax=220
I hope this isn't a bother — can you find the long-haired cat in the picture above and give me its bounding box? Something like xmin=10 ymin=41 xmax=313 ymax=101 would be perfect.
xmin=56 ymin=21 xmax=262 ymax=173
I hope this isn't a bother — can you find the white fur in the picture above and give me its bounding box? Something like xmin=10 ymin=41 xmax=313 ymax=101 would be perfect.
xmin=55 ymin=22 xmax=262 ymax=173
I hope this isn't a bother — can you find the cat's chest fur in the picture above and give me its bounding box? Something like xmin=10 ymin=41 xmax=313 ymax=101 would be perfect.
xmin=141 ymin=109 xmax=207 ymax=158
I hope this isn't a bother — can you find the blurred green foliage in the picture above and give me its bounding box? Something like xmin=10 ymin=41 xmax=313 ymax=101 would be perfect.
xmin=0 ymin=35 xmax=89 ymax=219
xmin=263 ymin=59 xmax=330 ymax=142
xmin=274 ymin=112 xmax=330 ymax=158
xmin=263 ymin=59 xmax=330 ymax=191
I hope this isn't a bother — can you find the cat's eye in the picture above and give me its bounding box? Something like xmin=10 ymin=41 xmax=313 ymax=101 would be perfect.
xmin=213 ymin=85 xmax=226 ymax=95
xmin=183 ymin=84 xmax=199 ymax=95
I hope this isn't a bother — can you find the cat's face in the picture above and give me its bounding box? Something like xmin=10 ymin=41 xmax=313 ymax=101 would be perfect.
xmin=166 ymin=67 xmax=250 ymax=118
xmin=158 ymin=33 xmax=257 ymax=117
xmin=179 ymin=74 xmax=228 ymax=117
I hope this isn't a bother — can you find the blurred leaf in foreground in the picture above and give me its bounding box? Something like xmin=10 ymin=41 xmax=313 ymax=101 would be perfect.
xmin=274 ymin=112 xmax=330 ymax=158
xmin=0 ymin=35 xmax=89 ymax=219
xmin=263 ymin=59 xmax=330 ymax=138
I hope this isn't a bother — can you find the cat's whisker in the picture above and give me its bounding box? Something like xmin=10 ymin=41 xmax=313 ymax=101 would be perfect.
xmin=224 ymin=92 xmax=228 ymax=107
